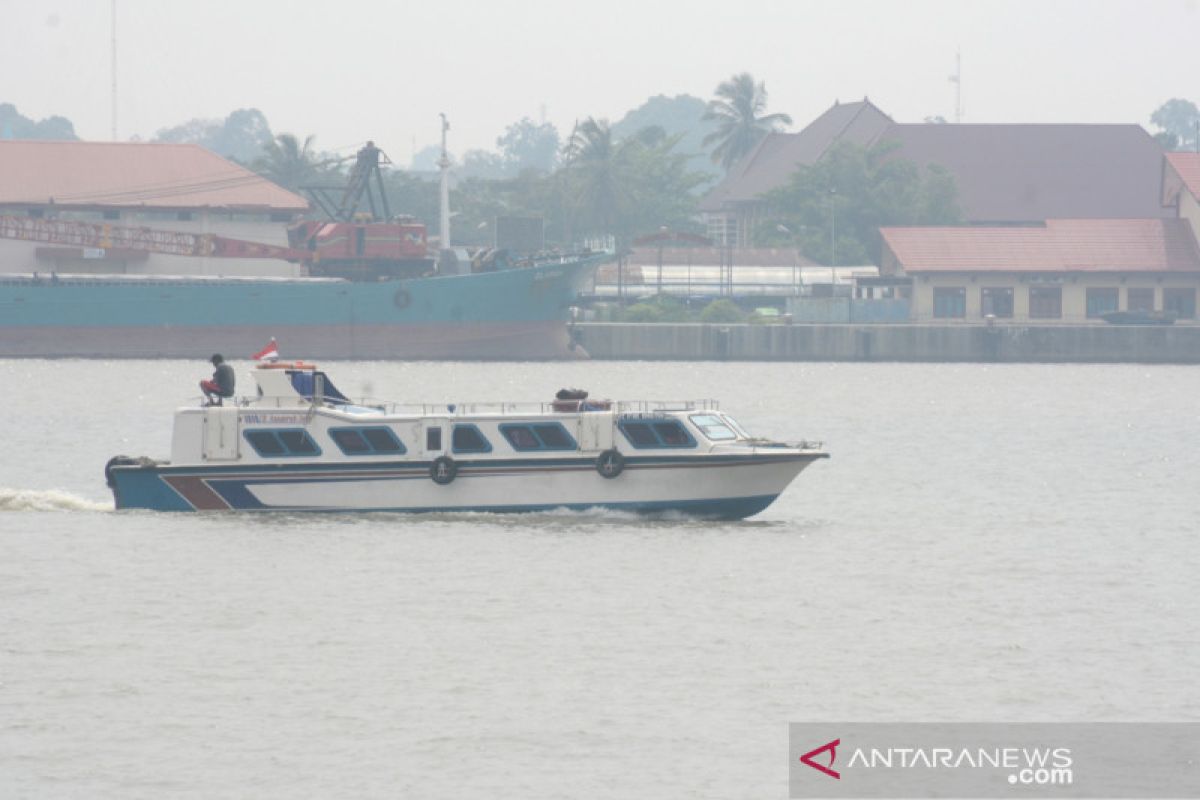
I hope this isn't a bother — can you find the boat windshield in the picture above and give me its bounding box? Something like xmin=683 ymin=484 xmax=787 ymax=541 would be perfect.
xmin=289 ymin=370 xmax=351 ymax=404
xmin=721 ymin=414 xmax=751 ymax=439
xmin=690 ymin=413 xmax=738 ymax=441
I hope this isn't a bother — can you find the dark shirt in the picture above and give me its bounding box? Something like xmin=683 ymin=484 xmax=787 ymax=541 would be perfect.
xmin=213 ymin=362 xmax=235 ymax=396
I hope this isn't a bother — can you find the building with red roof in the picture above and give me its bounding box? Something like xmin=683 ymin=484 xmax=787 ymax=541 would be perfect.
xmin=879 ymin=157 xmax=1200 ymax=323
xmin=0 ymin=140 xmax=309 ymax=277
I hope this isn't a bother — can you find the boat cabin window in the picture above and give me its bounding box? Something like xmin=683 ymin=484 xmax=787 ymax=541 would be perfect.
xmin=243 ymin=428 xmax=322 ymax=458
xmin=499 ymin=422 xmax=578 ymax=451
xmin=689 ymin=414 xmax=737 ymax=441
xmin=533 ymin=423 xmax=574 ymax=449
xmin=618 ymin=417 xmax=696 ymax=449
xmin=619 ymin=421 xmax=658 ymax=448
xmin=426 ymin=427 xmax=442 ymax=451
xmin=452 ymin=424 xmax=492 ymax=454
xmin=330 ymin=426 xmax=406 ymax=456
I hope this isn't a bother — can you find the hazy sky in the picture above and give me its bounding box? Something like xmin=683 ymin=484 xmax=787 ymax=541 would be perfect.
xmin=3 ymin=0 xmax=1198 ymax=163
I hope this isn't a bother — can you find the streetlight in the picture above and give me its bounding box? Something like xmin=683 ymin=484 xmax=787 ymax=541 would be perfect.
xmin=829 ymin=187 xmax=837 ymax=290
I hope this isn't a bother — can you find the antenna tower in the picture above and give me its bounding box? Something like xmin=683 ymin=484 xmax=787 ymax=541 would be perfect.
xmin=949 ymin=50 xmax=963 ymax=123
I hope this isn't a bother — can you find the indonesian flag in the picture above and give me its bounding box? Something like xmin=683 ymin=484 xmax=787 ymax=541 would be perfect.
xmin=252 ymin=338 xmax=279 ymax=362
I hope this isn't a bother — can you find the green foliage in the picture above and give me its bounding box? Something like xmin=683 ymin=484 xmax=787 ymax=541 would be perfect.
xmin=497 ymin=118 xmax=559 ymax=174
xmin=559 ymin=118 xmax=707 ymax=246
xmin=1150 ymin=98 xmax=1199 ymax=152
xmin=612 ymin=94 xmax=719 ymax=182
xmin=0 ymin=103 xmax=76 ymax=140
xmin=616 ymin=294 xmax=690 ymax=322
xmin=154 ymin=108 xmax=272 ymax=162
xmin=381 ymin=170 xmax=439 ymax=229
xmin=758 ymin=140 xmax=961 ymax=265
xmin=250 ymin=133 xmax=338 ymax=193
xmin=702 ymin=73 xmax=792 ymax=172
xmin=698 ymin=299 xmax=747 ymax=323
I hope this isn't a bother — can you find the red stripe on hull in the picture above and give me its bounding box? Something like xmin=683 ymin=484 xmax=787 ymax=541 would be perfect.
xmin=162 ymin=476 xmax=231 ymax=510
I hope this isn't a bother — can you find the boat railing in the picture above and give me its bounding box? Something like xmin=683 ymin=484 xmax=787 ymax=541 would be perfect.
xmin=614 ymin=399 xmax=720 ymax=413
xmin=305 ymin=397 xmax=721 ymax=417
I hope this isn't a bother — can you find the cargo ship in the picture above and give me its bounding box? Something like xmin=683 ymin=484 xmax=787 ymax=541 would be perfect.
xmin=0 ymin=254 xmax=602 ymax=359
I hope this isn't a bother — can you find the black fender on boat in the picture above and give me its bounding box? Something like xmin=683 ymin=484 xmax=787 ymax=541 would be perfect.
xmin=104 ymin=455 xmax=161 ymax=489
xmin=595 ymin=449 xmax=625 ymax=479
xmin=430 ymin=455 xmax=457 ymax=485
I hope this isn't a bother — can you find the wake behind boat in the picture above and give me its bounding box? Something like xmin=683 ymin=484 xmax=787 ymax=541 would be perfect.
xmin=105 ymin=361 xmax=828 ymax=518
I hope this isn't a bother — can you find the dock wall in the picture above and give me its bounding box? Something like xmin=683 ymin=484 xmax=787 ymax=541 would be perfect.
xmin=573 ymin=323 xmax=1200 ymax=363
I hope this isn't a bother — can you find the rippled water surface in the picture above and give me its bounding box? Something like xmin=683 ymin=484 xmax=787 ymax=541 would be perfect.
xmin=1 ymin=359 xmax=1197 ymax=798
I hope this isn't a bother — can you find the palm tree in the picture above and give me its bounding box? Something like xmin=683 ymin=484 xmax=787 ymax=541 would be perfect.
xmin=702 ymin=73 xmax=792 ymax=172
xmin=252 ymin=133 xmax=320 ymax=191
xmin=561 ymin=118 xmax=635 ymax=241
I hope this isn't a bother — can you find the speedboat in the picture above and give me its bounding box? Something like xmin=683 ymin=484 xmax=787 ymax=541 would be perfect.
xmin=105 ymin=362 xmax=828 ymax=518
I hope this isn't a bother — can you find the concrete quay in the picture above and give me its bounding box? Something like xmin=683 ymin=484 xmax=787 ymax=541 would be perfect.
xmin=573 ymin=322 xmax=1200 ymax=363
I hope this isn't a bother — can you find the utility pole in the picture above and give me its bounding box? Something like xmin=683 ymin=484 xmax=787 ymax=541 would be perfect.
xmin=829 ymin=187 xmax=837 ymax=287
xmin=110 ymin=0 xmax=118 ymax=140
xmin=949 ymin=49 xmax=963 ymax=124
xmin=438 ymin=113 xmax=451 ymax=249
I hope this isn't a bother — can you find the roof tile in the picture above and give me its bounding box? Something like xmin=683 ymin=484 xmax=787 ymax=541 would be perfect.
xmin=0 ymin=140 xmax=308 ymax=211
xmin=880 ymin=219 xmax=1200 ymax=272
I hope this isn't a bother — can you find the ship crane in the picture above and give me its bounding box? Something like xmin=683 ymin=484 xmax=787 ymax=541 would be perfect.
xmin=301 ymin=141 xmax=393 ymax=223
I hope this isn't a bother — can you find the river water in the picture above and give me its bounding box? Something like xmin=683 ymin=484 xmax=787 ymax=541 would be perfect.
xmin=1 ymin=359 xmax=1196 ymax=798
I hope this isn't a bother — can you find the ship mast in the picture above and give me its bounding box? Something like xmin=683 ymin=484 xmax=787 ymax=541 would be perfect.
xmin=438 ymin=113 xmax=451 ymax=249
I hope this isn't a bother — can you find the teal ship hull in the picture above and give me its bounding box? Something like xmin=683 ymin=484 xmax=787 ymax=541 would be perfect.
xmin=0 ymin=256 xmax=601 ymax=359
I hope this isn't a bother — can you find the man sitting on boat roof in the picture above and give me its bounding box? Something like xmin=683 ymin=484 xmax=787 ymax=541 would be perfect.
xmin=200 ymin=354 xmax=236 ymax=406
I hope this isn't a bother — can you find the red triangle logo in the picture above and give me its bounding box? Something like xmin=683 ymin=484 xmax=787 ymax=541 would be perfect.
xmin=799 ymin=738 xmax=841 ymax=779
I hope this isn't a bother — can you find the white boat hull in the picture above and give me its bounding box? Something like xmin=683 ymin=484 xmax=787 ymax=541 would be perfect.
xmin=109 ymin=452 xmax=823 ymax=519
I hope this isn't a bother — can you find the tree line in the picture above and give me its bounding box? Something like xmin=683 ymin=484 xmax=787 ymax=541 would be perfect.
xmin=11 ymin=89 xmax=1197 ymax=264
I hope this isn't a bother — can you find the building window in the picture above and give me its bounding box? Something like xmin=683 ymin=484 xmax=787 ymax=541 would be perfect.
xmin=27 ymin=208 xmax=44 ymax=219
xmin=103 ymin=210 xmax=121 ymax=221
xmin=177 ymin=211 xmax=193 ymax=221
xmin=1127 ymin=288 xmax=1155 ymax=312
xmin=1029 ymin=286 xmax=1062 ymax=319
xmin=1163 ymin=288 xmax=1197 ymax=319
xmin=932 ymin=287 xmax=966 ymax=319
xmin=705 ymin=214 xmax=738 ymax=248
xmin=980 ymin=287 xmax=1014 ymax=318
xmin=1086 ymin=288 xmax=1119 ymax=318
